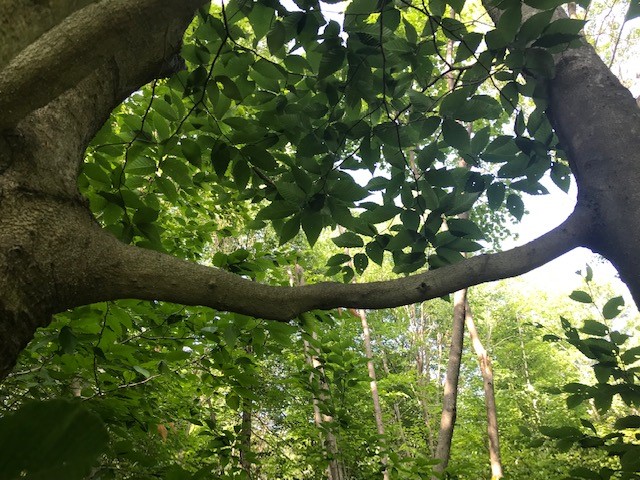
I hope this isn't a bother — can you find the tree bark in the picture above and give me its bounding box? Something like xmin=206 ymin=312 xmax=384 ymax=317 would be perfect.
xmin=432 ymin=289 xmax=466 ymax=476
xmin=239 ymin=397 xmax=252 ymax=477
xmin=357 ymin=309 xmax=390 ymax=480
xmin=465 ymin=302 xmax=503 ymax=479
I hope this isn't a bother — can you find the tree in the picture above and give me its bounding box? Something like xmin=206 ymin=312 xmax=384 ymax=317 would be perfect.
xmin=0 ymin=0 xmax=638 ymax=397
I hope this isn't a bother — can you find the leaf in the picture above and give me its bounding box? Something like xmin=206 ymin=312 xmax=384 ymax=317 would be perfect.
xmin=215 ymin=75 xmax=243 ymax=101
xmin=614 ymin=415 xmax=640 ymax=429
xmin=353 ymin=253 xmax=368 ymax=275
xmin=133 ymin=365 xmax=151 ymax=378
xmin=181 ymin=138 xmax=202 ymax=168
xmin=267 ymin=21 xmax=286 ymax=55
xmin=277 ymin=182 xmax=306 ymax=204
xmin=602 ymin=296 xmax=624 ymax=319
xmin=581 ymin=319 xmax=608 ymax=337
xmin=301 ymin=212 xmax=324 ymax=246
xmin=0 ymin=400 xmax=109 ymax=480
xmin=447 ymin=218 xmax=484 ymax=239
xmin=442 ymin=119 xmax=470 ymax=152
xmin=621 ymin=447 xmax=640 ymax=472
xmin=365 ymin=241 xmax=384 ymax=266
xmin=495 ymin=5 xmax=522 ymax=44
xmin=570 ymin=290 xmax=593 ymax=303
xmin=506 ymin=193 xmax=524 ymax=220
xmin=318 ymin=46 xmax=346 ymax=80
xmin=524 ymin=48 xmax=555 ymax=78
xmin=327 ymin=253 xmax=350 ymax=267
xmin=487 ymin=182 xmax=506 ymax=210
xmin=58 ymin=325 xmax=77 ymax=354
xmin=332 ymin=232 xmax=364 ymax=248
xmin=517 ymin=9 xmax=554 ymax=45
xmin=626 ymin=0 xmax=640 ymax=21
xmin=279 ymin=216 xmax=301 ymax=245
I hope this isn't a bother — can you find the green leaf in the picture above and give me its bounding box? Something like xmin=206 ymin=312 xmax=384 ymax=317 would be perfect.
xmin=353 ymin=253 xmax=368 ymax=274
xmin=302 ymin=212 xmax=324 ymax=246
xmin=181 ymin=138 xmax=202 ymax=168
xmin=581 ymin=319 xmax=608 ymax=337
xmin=524 ymin=48 xmax=555 ymax=78
xmin=455 ymin=32 xmax=483 ymax=62
xmin=83 ymin=163 xmax=111 ymax=186
xmin=614 ymin=415 xmax=640 ymax=429
xmin=58 ymin=325 xmax=77 ymax=354
xmin=133 ymin=365 xmax=151 ymax=378
xmin=212 ymin=142 xmax=232 ymax=177
xmin=277 ymin=182 xmax=307 ymax=204
xmin=232 ymin=158 xmax=251 ymax=190
xmin=267 ymin=21 xmax=286 ymax=55
xmin=318 ymin=46 xmax=346 ymax=80
xmin=621 ymin=447 xmax=640 ymax=472
xmin=506 ymin=193 xmax=524 ymax=220
xmin=602 ymin=296 xmax=624 ymax=319
xmin=442 ymin=119 xmax=470 ymax=152
xmin=495 ymin=5 xmax=522 ymax=44
xmin=516 ymin=9 xmax=554 ymax=46
xmin=570 ymin=290 xmax=593 ymax=303
xmin=279 ymin=216 xmax=301 ymax=245
xmin=487 ymin=182 xmax=506 ymax=210
xmin=447 ymin=218 xmax=484 ymax=239
xmin=327 ymin=253 xmax=351 ymax=267
xmin=215 ymin=75 xmax=243 ymax=101
xmin=0 ymin=400 xmax=109 ymax=480
xmin=257 ymin=201 xmax=299 ymax=220
xmin=332 ymin=232 xmax=364 ymax=248
xmin=365 ymin=241 xmax=384 ymax=266
xmin=626 ymin=0 xmax=640 ymax=21
xmin=226 ymin=394 xmax=240 ymax=410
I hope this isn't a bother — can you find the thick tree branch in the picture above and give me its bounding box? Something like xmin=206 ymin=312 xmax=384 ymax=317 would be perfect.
xmin=0 ymin=0 xmax=99 ymax=69
xmin=64 ymin=208 xmax=589 ymax=321
xmin=0 ymin=0 xmax=206 ymax=130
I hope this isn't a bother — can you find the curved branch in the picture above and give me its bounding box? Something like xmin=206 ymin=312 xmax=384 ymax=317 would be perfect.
xmin=68 ymin=208 xmax=590 ymax=321
xmin=0 ymin=0 xmax=99 ymax=69
xmin=0 ymin=0 xmax=206 ymax=130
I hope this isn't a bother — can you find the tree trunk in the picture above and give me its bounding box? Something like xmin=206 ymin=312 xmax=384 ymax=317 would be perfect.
xmin=239 ymin=397 xmax=252 ymax=477
xmin=465 ymin=302 xmax=503 ymax=479
xmin=432 ymin=288 xmax=466 ymax=476
xmin=357 ymin=309 xmax=390 ymax=480
xmin=294 ymin=265 xmax=345 ymax=480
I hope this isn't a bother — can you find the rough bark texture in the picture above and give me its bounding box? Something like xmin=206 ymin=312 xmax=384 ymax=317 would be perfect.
xmin=465 ymin=302 xmax=503 ymax=479
xmin=357 ymin=309 xmax=389 ymax=480
xmin=433 ymin=289 xmax=466 ymax=476
xmin=0 ymin=1 xmax=639 ymax=381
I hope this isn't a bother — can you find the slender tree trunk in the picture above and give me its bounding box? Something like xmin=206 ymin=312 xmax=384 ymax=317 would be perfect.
xmin=294 ymin=265 xmax=345 ymax=480
xmin=357 ymin=309 xmax=390 ymax=480
xmin=465 ymin=302 xmax=503 ymax=479
xmin=239 ymin=397 xmax=252 ymax=477
xmin=433 ymin=20 xmax=470 ymax=474
xmin=433 ymin=288 xmax=466 ymax=476
xmin=406 ymin=304 xmax=436 ymax=453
